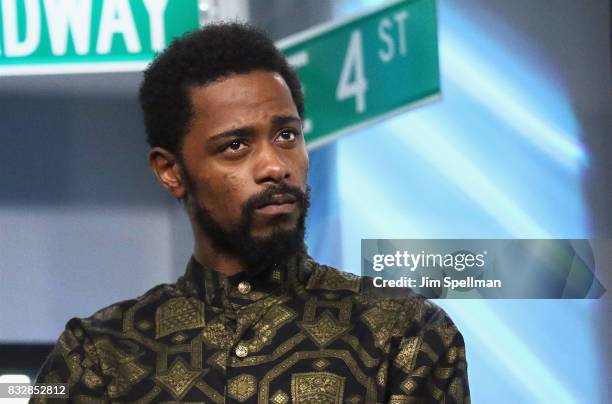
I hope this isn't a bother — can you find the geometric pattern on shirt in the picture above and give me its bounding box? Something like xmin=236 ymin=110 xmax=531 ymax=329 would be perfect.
xmin=227 ymin=373 xmax=257 ymax=402
xmin=206 ymin=350 xmax=228 ymax=372
xmin=312 ymin=358 xmax=331 ymax=371
xmin=400 ymin=377 xmax=417 ymax=395
xmin=257 ymin=349 xmax=376 ymax=403
xmin=449 ymin=376 xmax=465 ymax=404
xmin=389 ymin=395 xmax=415 ymax=403
xmin=82 ymin=368 xmax=104 ymax=389
xmin=94 ymin=338 xmax=150 ymax=398
xmin=306 ymin=265 xmax=361 ymax=293
xmin=361 ymin=306 xmax=395 ymax=350
xmin=299 ymin=310 xmax=352 ymax=348
xmin=339 ymin=334 xmax=380 ymax=368
xmin=427 ymin=376 xmax=445 ymax=401
xmin=155 ymin=357 xmax=204 ymax=400
xmin=202 ymin=320 xmax=233 ymax=349
xmin=270 ymin=389 xmax=290 ymax=404
xmin=302 ymin=296 xmax=352 ymax=324
xmin=438 ymin=321 xmax=458 ymax=347
xmin=242 ymin=304 xmax=297 ymax=354
xmin=171 ymin=332 xmax=188 ymax=344
xmin=393 ymin=336 xmax=422 ymax=373
xmin=291 ymin=371 xmax=345 ymax=404
xmin=376 ymin=361 xmax=388 ymax=386
xmin=155 ymin=297 xmax=205 ymax=338
xmin=136 ymin=319 xmax=153 ymax=332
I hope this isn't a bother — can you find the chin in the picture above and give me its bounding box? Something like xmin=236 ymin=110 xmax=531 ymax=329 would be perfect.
xmin=258 ymin=214 xmax=300 ymax=232
xmin=252 ymin=224 xmax=297 ymax=240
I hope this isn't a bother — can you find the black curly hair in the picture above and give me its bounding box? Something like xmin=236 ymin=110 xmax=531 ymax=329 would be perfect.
xmin=139 ymin=22 xmax=304 ymax=155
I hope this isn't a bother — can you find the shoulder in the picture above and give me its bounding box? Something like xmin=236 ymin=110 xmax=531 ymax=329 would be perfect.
xmin=304 ymin=260 xmax=362 ymax=293
xmin=304 ymin=258 xmax=420 ymax=306
xmin=303 ymin=260 xmax=464 ymax=356
xmin=69 ymin=281 xmax=185 ymax=337
xmin=304 ymin=259 xmax=458 ymax=335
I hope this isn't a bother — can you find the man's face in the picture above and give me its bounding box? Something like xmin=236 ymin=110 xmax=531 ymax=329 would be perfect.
xmin=178 ymin=70 xmax=310 ymax=271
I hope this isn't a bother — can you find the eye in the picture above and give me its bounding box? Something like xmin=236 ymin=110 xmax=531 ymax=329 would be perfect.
xmin=223 ymin=139 xmax=247 ymax=153
xmin=276 ymin=129 xmax=298 ymax=142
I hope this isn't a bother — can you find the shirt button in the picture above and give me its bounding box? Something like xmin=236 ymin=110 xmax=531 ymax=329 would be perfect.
xmin=235 ymin=344 xmax=249 ymax=358
xmin=237 ymin=281 xmax=251 ymax=295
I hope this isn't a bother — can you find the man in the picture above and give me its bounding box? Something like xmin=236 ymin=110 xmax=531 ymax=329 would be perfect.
xmin=33 ymin=23 xmax=469 ymax=403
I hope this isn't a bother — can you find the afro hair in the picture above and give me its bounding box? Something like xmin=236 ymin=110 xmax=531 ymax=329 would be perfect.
xmin=139 ymin=22 xmax=304 ymax=155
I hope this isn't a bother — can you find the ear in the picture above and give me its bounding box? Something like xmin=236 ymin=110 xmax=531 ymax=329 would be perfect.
xmin=148 ymin=147 xmax=187 ymax=200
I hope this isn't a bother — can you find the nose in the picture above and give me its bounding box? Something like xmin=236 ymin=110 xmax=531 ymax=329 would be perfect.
xmin=253 ymin=143 xmax=290 ymax=185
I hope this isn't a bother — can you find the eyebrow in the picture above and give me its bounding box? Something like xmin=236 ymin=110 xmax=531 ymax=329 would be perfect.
xmin=207 ymin=127 xmax=256 ymax=144
xmin=272 ymin=115 xmax=301 ymax=127
xmin=207 ymin=115 xmax=302 ymax=144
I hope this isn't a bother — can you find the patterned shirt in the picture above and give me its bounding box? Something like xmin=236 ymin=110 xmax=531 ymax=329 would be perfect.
xmin=33 ymin=254 xmax=470 ymax=403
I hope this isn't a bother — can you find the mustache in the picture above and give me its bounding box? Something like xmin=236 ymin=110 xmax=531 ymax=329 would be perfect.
xmin=243 ymin=183 xmax=309 ymax=215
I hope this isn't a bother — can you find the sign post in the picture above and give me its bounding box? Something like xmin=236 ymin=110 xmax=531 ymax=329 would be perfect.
xmin=278 ymin=0 xmax=439 ymax=147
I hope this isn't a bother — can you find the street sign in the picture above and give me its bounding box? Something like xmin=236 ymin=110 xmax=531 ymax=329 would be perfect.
xmin=278 ymin=0 xmax=439 ymax=148
xmin=0 ymin=0 xmax=199 ymax=75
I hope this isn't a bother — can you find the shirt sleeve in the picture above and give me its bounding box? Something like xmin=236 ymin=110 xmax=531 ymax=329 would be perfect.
xmin=385 ymin=304 xmax=470 ymax=404
xmin=30 ymin=318 xmax=108 ymax=404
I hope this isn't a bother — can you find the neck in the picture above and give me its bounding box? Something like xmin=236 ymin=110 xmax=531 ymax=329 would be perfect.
xmin=186 ymin=204 xmax=246 ymax=276
xmin=192 ymin=234 xmax=244 ymax=277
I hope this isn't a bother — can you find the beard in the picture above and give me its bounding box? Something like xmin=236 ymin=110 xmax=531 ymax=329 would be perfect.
xmin=182 ymin=167 xmax=310 ymax=275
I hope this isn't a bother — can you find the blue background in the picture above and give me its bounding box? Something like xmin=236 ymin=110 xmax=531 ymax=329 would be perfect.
xmin=305 ymin=1 xmax=611 ymax=403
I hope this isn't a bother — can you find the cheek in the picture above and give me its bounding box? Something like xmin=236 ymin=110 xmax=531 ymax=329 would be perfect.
xmin=303 ymin=152 xmax=310 ymax=175
xmin=221 ymin=174 xmax=243 ymax=204
xmin=295 ymin=151 xmax=309 ymax=185
xmin=206 ymin=173 xmax=246 ymax=214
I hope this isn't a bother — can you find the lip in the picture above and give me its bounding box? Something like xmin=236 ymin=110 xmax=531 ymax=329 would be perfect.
xmin=255 ymin=193 xmax=298 ymax=215
xmin=255 ymin=202 xmax=297 ymax=215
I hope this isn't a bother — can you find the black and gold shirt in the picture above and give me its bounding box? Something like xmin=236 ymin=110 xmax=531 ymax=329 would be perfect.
xmin=33 ymin=254 xmax=470 ymax=403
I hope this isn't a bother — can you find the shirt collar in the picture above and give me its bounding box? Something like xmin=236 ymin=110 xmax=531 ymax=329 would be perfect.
xmin=178 ymin=250 xmax=314 ymax=306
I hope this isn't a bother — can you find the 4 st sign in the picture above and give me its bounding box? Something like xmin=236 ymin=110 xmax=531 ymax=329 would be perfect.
xmin=278 ymin=0 xmax=439 ymax=147
xmin=0 ymin=0 xmax=199 ymax=74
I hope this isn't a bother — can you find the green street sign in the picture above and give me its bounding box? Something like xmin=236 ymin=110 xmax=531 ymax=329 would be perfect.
xmin=0 ymin=0 xmax=199 ymax=75
xmin=278 ymin=0 xmax=439 ymax=148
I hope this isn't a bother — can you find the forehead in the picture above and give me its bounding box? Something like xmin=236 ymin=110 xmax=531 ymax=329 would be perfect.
xmin=187 ymin=70 xmax=299 ymax=133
